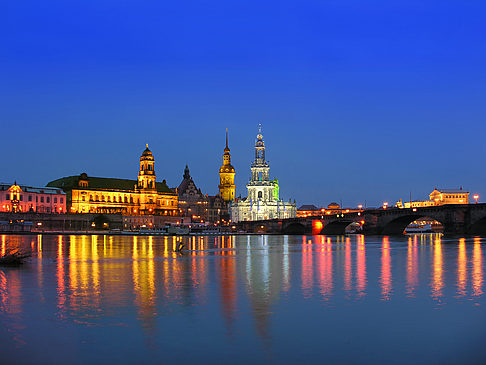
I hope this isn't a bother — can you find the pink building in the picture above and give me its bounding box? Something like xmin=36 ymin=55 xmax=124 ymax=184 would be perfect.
xmin=0 ymin=183 xmax=66 ymax=213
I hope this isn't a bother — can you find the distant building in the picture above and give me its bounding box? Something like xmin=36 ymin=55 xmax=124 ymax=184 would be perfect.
xmin=230 ymin=125 xmax=296 ymax=222
xmin=396 ymin=187 xmax=470 ymax=208
xmin=0 ymin=182 xmax=66 ymax=213
xmin=177 ymin=165 xmax=208 ymax=222
xmin=47 ymin=145 xmax=179 ymax=215
xmin=297 ymin=204 xmax=321 ymax=217
xmin=218 ymin=129 xmax=236 ymax=202
xmin=207 ymin=194 xmax=228 ymax=224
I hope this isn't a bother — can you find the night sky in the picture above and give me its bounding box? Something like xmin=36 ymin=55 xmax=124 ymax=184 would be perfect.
xmin=2 ymin=1 xmax=485 ymax=208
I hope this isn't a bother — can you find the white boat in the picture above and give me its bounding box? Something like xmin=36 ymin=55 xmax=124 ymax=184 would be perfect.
xmin=405 ymin=223 xmax=433 ymax=233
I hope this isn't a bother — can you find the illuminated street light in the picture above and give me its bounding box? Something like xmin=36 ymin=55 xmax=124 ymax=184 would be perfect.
xmin=383 ymin=202 xmax=388 ymax=209
xmin=473 ymin=194 xmax=479 ymax=204
xmin=358 ymin=204 xmax=363 ymax=210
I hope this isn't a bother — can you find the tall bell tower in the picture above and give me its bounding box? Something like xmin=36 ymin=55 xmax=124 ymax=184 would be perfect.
xmin=138 ymin=144 xmax=156 ymax=191
xmin=219 ymin=129 xmax=236 ymax=202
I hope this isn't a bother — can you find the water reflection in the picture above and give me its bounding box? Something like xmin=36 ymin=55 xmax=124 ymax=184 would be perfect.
xmin=457 ymin=238 xmax=467 ymax=297
xmin=380 ymin=236 xmax=392 ymax=300
xmin=356 ymin=235 xmax=366 ymax=297
xmin=0 ymin=233 xmax=484 ymax=360
xmin=473 ymin=237 xmax=483 ymax=297
xmin=406 ymin=236 xmax=418 ymax=297
xmin=431 ymin=236 xmax=444 ymax=299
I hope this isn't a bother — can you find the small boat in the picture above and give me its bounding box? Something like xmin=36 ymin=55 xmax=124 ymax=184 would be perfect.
xmin=405 ymin=223 xmax=433 ymax=234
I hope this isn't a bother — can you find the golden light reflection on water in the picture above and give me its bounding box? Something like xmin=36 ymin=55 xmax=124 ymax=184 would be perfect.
xmin=431 ymin=236 xmax=444 ymax=299
xmin=472 ymin=237 xmax=483 ymax=297
xmin=457 ymin=238 xmax=467 ymax=297
xmin=0 ymin=233 xmax=484 ymax=345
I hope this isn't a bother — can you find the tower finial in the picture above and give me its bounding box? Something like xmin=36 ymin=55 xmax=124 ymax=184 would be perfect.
xmin=226 ymin=128 xmax=228 ymax=149
xmin=258 ymin=123 xmax=262 ymax=134
xmin=146 ymin=143 xmax=149 ymax=149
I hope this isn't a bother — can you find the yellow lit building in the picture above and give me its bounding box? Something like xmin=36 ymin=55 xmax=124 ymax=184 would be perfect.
xmin=396 ymin=187 xmax=470 ymax=208
xmin=429 ymin=188 xmax=469 ymax=205
xmin=219 ymin=129 xmax=236 ymax=202
xmin=47 ymin=145 xmax=179 ymax=215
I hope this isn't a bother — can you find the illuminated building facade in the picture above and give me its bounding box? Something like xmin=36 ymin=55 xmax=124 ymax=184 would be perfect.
xmin=396 ymin=187 xmax=470 ymax=208
xmin=47 ymin=145 xmax=178 ymax=215
xmin=297 ymin=204 xmax=321 ymax=217
xmin=178 ymin=165 xmax=229 ymax=223
xmin=0 ymin=183 xmax=66 ymax=213
xmin=177 ymin=165 xmax=208 ymax=222
xmin=230 ymin=125 xmax=296 ymax=222
xmin=219 ymin=129 xmax=236 ymax=202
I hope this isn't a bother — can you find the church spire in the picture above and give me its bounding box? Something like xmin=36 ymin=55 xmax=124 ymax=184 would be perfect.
xmin=224 ymin=128 xmax=230 ymax=153
xmin=219 ymin=128 xmax=236 ymax=202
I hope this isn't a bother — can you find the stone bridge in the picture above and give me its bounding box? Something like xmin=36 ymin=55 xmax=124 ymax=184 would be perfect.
xmin=236 ymin=204 xmax=486 ymax=235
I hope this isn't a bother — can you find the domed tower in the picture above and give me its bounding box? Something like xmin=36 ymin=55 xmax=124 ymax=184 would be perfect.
xmin=247 ymin=124 xmax=273 ymax=202
xmin=219 ymin=129 xmax=236 ymax=202
xmin=138 ymin=144 xmax=156 ymax=190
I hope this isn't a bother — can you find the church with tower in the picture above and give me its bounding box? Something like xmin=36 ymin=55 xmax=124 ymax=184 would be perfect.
xmin=230 ymin=125 xmax=296 ymax=222
xmin=218 ymin=129 xmax=236 ymax=202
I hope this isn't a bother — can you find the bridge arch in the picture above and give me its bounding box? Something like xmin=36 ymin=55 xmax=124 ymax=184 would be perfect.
xmin=282 ymin=222 xmax=306 ymax=235
xmin=320 ymin=220 xmax=357 ymax=235
xmin=468 ymin=216 xmax=486 ymax=235
xmin=381 ymin=214 xmax=444 ymax=235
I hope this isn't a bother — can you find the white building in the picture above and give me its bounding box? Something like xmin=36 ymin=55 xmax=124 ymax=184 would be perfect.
xmin=230 ymin=126 xmax=297 ymax=222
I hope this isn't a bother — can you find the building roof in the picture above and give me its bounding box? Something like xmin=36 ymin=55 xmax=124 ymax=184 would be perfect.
xmin=298 ymin=204 xmax=320 ymax=211
xmin=0 ymin=183 xmax=65 ymax=195
xmin=47 ymin=175 xmax=174 ymax=194
xmin=433 ymin=188 xmax=469 ymax=194
xmin=177 ymin=166 xmax=206 ymax=200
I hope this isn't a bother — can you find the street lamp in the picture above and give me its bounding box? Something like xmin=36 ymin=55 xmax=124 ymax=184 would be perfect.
xmin=358 ymin=204 xmax=363 ymax=210
xmin=383 ymin=202 xmax=388 ymax=210
xmin=473 ymin=194 xmax=479 ymax=204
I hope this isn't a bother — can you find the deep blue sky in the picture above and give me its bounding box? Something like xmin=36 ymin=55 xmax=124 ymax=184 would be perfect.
xmin=1 ymin=0 xmax=485 ymax=207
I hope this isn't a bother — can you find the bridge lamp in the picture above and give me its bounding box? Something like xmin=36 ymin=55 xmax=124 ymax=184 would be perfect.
xmin=383 ymin=202 xmax=388 ymax=209
xmin=474 ymin=194 xmax=479 ymax=204
xmin=358 ymin=205 xmax=363 ymax=210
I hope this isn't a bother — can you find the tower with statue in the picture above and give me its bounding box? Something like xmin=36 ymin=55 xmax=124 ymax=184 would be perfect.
xmin=230 ymin=125 xmax=296 ymax=222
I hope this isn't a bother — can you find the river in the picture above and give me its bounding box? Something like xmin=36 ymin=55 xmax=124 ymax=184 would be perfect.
xmin=0 ymin=234 xmax=484 ymax=364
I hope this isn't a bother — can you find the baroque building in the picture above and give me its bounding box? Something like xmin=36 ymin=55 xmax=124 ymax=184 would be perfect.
xmin=219 ymin=129 xmax=236 ymax=202
xmin=0 ymin=182 xmax=66 ymax=213
xmin=230 ymin=125 xmax=296 ymax=222
xmin=396 ymin=187 xmax=470 ymax=208
xmin=47 ymin=145 xmax=179 ymax=215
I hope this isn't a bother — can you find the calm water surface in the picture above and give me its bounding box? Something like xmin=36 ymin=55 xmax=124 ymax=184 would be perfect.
xmin=0 ymin=234 xmax=485 ymax=364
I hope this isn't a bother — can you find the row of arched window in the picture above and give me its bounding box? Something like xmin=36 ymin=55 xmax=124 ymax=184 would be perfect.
xmin=90 ymin=195 xmax=134 ymax=203
xmin=85 ymin=194 xmax=176 ymax=206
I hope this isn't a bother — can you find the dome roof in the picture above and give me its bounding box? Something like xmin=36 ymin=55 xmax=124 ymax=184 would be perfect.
xmin=219 ymin=164 xmax=235 ymax=173
xmin=141 ymin=144 xmax=154 ymax=159
xmin=328 ymin=202 xmax=340 ymax=209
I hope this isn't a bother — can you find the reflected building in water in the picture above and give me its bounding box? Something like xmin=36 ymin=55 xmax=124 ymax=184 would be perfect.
xmin=0 ymin=233 xmax=484 ymax=349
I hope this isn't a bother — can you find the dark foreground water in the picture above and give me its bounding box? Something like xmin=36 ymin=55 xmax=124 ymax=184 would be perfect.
xmin=0 ymin=234 xmax=485 ymax=364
